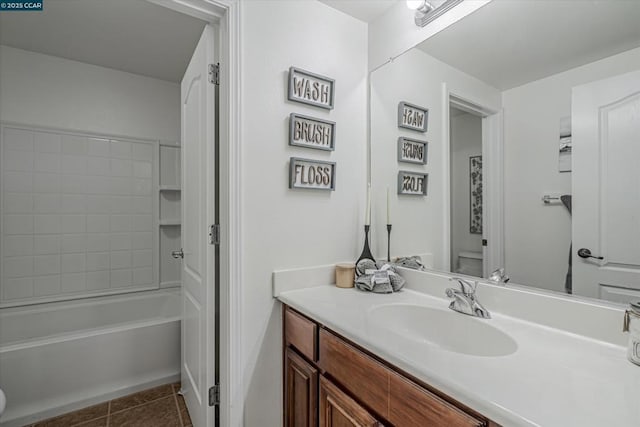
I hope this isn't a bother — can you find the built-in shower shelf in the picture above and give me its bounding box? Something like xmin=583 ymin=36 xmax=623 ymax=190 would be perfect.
xmin=159 ymin=143 xmax=182 ymax=288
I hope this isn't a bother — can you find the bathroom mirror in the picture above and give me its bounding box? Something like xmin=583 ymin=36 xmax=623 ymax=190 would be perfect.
xmin=370 ymin=0 xmax=640 ymax=304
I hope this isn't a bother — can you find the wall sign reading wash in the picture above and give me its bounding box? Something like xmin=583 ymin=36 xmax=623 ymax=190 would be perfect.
xmin=289 ymin=157 xmax=336 ymax=191
xmin=289 ymin=113 xmax=335 ymax=151
xmin=398 ymin=171 xmax=428 ymax=196
xmin=398 ymin=102 xmax=428 ymax=132
xmin=288 ymin=67 xmax=335 ymax=110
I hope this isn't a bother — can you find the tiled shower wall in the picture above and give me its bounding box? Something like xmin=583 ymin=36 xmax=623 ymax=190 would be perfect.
xmin=1 ymin=126 xmax=157 ymax=305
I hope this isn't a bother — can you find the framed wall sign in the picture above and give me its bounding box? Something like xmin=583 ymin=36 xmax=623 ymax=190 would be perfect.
xmin=289 ymin=157 xmax=336 ymax=191
xmin=398 ymin=101 xmax=428 ymax=132
xmin=288 ymin=67 xmax=335 ymax=110
xmin=289 ymin=113 xmax=336 ymax=151
xmin=397 ymin=137 xmax=428 ymax=164
xmin=469 ymin=156 xmax=483 ymax=234
xmin=398 ymin=171 xmax=428 ymax=196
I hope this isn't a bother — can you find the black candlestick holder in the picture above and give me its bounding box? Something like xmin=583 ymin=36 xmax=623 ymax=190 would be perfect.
xmin=356 ymin=225 xmax=375 ymax=274
xmin=387 ymin=224 xmax=392 ymax=262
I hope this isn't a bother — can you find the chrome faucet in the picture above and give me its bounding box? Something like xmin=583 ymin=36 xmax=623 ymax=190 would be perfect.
xmin=445 ymin=277 xmax=491 ymax=319
xmin=488 ymin=268 xmax=510 ymax=285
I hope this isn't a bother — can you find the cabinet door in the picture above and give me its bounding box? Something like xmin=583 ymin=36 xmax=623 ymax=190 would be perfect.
xmin=285 ymin=348 xmax=318 ymax=427
xmin=319 ymin=376 xmax=381 ymax=427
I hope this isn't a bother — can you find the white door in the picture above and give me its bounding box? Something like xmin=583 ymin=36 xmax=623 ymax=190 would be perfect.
xmin=181 ymin=24 xmax=217 ymax=427
xmin=572 ymin=69 xmax=640 ymax=302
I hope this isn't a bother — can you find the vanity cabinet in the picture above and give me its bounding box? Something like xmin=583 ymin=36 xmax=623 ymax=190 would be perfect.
xmin=283 ymin=305 xmax=497 ymax=427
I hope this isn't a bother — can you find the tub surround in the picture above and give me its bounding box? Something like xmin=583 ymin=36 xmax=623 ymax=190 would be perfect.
xmin=0 ymin=290 xmax=180 ymax=427
xmin=275 ymin=267 xmax=639 ymax=426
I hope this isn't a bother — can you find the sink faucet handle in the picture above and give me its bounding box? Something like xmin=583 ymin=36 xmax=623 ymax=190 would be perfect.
xmin=449 ymin=277 xmax=477 ymax=295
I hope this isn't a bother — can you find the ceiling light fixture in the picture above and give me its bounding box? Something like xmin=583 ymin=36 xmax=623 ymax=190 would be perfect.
xmin=406 ymin=0 xmax=434 ymax=13
xmin=406 ymin=0 xmax=465 ymax=27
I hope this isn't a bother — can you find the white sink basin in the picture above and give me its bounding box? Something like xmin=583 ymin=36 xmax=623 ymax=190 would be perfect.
xmin=368 ymin=304 xmax=518 ymax=357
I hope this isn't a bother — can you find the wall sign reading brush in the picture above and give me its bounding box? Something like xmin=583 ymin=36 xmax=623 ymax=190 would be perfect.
xmin=288 ymin=67 xmax=335 ymax=110
xmin=398 ymin=101 xmax=428 ymax=132
xmin=289 ymin=157 xmax=336 ymax=191
xmin=289 ymin=113 xmax=336 ymax=151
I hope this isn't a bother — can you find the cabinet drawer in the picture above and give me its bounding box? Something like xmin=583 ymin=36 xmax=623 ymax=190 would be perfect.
xmin=389 ymin=372 xmax=485 ymax=427
xmin=318 ymin=329 xmax=389 ymax=419
xmin=285 ymin=306 xmax=318 ymax=361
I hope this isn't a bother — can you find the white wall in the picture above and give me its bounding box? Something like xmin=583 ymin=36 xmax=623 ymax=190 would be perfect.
xmin=450 ymin=112 xmax=482 ymax=270
xmin=502 ymin=46 xmax=640 ymax=292
xmin=0 ymin=46 xmax=180 ymax=142
xmin=370 ymin=48 xmax=500 ymax=269
xmin=240 ymin=1 xmax=368 ymax=425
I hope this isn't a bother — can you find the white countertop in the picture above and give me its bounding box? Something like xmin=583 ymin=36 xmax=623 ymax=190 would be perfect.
xmin=278 ymin=285 xmax=640 ymax=427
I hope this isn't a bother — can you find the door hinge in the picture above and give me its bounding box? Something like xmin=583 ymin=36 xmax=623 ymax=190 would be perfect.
xmin=209 ymin=224 xmax=220 ymax=245
xmin=482 ymin=239 xmax=488 ymax=247
xmin=208 ymin=63 xmax=220 ymax=85
xmin=209 ymin=384 xmax=220 ymax=406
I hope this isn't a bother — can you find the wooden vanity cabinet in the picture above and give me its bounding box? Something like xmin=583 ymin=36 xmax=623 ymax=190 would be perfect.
xmin=283 ymin=305 xmax=497 ymax=427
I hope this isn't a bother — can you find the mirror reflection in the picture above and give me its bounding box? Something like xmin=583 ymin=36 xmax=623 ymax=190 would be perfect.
xmin=370 ymin=0 xmax=640 ymax=303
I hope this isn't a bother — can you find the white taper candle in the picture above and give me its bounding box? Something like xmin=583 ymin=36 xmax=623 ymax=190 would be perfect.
xmin=365 ymin=184 xmax=371 ymax=226
xmin=387 ymin=187 xmax=391 ymax=224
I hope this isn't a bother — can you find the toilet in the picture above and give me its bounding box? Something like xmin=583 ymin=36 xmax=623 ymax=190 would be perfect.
xmin=457 ymin=251 xmax=483 ymax=277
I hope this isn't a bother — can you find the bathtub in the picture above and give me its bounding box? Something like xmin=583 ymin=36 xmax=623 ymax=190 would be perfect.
xmin=0 ymin=290 xmax=181 ymax=427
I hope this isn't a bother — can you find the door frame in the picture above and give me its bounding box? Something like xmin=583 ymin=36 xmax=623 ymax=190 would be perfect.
xmin=146 ymin=1 xmax=241 ymax=426
xmin=442 ymin=83 xmax=504 ymax=277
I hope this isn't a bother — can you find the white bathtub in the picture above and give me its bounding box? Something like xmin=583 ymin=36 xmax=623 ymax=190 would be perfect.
xmin=0 ymin=290 xmax=181 ymax=427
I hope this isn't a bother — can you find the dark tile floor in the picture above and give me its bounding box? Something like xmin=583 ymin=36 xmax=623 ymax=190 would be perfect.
xmin=27 ymin=383 xmax=192 ymax=427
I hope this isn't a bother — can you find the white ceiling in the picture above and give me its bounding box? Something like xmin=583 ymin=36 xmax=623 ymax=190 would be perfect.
xmin=0 ymin=0 xmax=207 ymax=82
xmin=417 ymin=0 xmax=640 ymax=90
xmin=318 ymin=0 xmax=400 ymax=23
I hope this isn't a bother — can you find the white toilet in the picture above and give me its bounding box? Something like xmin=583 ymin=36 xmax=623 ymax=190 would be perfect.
xmin=457 ymin=251 xmax=483 ymax=277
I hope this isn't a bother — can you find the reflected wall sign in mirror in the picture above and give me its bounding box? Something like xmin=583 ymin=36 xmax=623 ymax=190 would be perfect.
xmin=398 ymin=137 xmax=428 ymax=164
xmin=369 ymin=0 xmax=640 ymax=304
xmin=398 ymin=101 xmax=428 ymax=132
